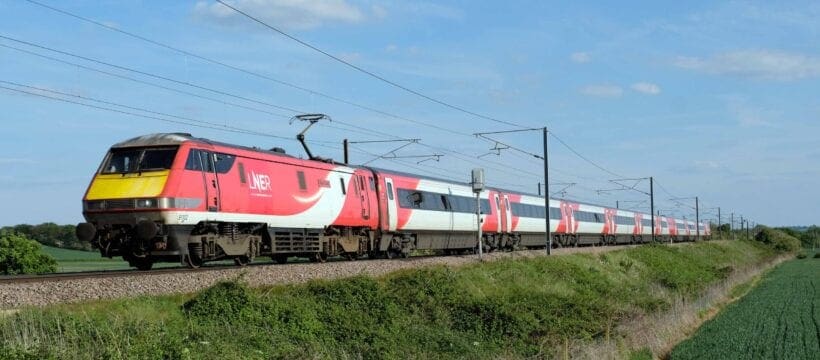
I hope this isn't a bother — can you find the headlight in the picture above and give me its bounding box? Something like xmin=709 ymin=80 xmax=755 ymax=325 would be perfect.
xmin=135 ymin=198 xmax=158 ymax=208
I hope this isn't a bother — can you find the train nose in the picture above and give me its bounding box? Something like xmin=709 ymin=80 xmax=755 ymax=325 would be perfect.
xmin=76 ymin=222 xmax=97 ymax=242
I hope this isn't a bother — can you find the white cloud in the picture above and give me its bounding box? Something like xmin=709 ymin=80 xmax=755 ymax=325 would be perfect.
xmin=193 ymin=0 xmax=365 ymax=30
xmin=631 ymin=82 xmax=661 ymax=95
xmin=673 ymin=50 xmax=820 ymax=81
xmin=580 ymin=84 xmax=623 ymax=98
xmin=570 ymin=52 xmax=591 ymax=63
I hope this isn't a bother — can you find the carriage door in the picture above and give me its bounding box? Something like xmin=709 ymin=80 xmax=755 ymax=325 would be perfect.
xmin=385 ymin=178 xmax=398 ymax=231
xmin=494 ymin=194 xmax=503 ymax=233
xmin=199 ymin=150 xmax=220 ymax=212
xmin=503 ymin=195 xmax=512 ymax=232
xmin=357 ymin=175 xmax=371 ymax=220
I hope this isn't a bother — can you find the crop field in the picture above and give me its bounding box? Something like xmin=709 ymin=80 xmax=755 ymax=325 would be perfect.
xmin=671 ymin=252 xmax=820 ymax=359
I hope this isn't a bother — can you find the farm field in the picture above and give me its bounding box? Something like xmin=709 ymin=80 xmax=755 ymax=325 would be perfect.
xmin=671 ymin=251 xmax=820 ymax=359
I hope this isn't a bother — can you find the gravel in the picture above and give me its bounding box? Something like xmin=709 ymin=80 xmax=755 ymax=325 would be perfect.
xmin=0 ymin=245 xmax=640 ymax=309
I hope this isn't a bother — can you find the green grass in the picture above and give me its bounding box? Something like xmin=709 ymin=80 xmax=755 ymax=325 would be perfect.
xmin=0 ymin=241 xmax=784 ymax=359
xmin=671 ymin=250 xmax=820 ymax=360
xmin=38 ymin=245 xmax=182 ymax=272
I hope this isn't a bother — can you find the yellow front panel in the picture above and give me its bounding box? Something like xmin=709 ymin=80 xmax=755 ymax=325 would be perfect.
xmin=86 ymin=170 xmax=170 ymax=200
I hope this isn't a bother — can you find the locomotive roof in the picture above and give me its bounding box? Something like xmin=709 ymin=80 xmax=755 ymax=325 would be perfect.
xmin=111 ymin=133 xmax=296 ymax=159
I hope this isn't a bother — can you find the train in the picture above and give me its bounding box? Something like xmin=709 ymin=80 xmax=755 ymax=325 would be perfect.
xmin=76 ymin=133 xmax=710 ymax=270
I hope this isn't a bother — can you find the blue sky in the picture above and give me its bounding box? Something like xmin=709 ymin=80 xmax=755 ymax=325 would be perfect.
xmin=1 ymin=0 xmax=818 ymax=226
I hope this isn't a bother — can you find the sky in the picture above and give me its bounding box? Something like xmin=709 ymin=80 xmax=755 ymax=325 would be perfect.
xmin=0 ymin=0 xmax=818 ymax=227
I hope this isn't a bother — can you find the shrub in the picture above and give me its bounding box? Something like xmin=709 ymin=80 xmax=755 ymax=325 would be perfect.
xmin=814 ymin=253 xmax=820 ymax=259
xmin=754 ymin=228 xmax=801 ymax=253
xmin=0 ymin=231 xmax=57 ymax=275
xmin=182 ymin=279 xmax=255 ymax=322
xmin=796 ymin=252 xmax=807 ymax=259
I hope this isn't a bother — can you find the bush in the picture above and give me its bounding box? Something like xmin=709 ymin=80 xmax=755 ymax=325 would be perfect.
xmin=0 ymin=231 xmax=58 ymax=275
xmin=754 ymin=228 xmax=801 ymax=253
xmin=182 ymin=279 xmax=255 ymax=322
xmin=814 ymin=253 xmax=820 ymax=259
xmin=796 ymin=252 xmax=807 ymax=259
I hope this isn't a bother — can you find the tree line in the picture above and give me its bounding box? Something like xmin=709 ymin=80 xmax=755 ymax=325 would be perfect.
xmin=0 ymin=223 xmax=93 ymax=251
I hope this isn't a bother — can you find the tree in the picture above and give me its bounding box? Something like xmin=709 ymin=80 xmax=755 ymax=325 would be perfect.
xmin=1 ymin=223 xmax=93 ymax=251
xmin=0 ymin=231 xmax=58 ymax=275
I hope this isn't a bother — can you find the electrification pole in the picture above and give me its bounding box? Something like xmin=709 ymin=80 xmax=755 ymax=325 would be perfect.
xmin=650 ymin=177 xmax=655 ymax=242
xmin=544 ymin=127 xmax=551 ymax=255
xmin=717 ymin=207 xmax=721 ymax=239
xmin=695 ymin=196 xmax=700 ymax=241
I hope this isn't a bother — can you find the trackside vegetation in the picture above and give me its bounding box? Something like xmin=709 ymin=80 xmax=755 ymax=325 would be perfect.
xmin=0 ymin=239 xmax=796 ymax=359
xmin=0 ymin=231 xmax=57 ymax=275
xmin=670 ymin=250 xmax=820 ymax=359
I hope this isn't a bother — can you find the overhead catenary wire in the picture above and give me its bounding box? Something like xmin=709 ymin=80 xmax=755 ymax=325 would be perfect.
xmin=20 ymin=2 xmax=630 ymax=186
xmin=1 ymin=34 xmax=544 ymax=186
xmin=0 ymin=43 xmax=293 ymax=119
xmin=0 ymin=34 xmax=304 ymax=114
xmin=214 ymin=0 xmax=524 ymax=130
xmin=19 ymin=0 xmax=632 ymax=188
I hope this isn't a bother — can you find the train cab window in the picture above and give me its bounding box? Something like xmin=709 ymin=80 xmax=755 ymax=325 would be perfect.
xmin=139 ymin=148 xmax=177 ymax=171
xmin=199 ymin=151 xmax=214 ymax=173
xmin=213 ymin=153 xmax=235 ymax=174
xmin=103 ymin=148 xmax=141 ymax=174
xmin=386 ymin=182 xmax=394 ymax=200
xmin=185 ymin=150 xmax=202 ymax=171
xmin=103 ymin=147 xmax=177 ymax=174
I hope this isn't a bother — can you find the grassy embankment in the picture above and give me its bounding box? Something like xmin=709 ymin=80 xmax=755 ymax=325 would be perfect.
xmin=0 ymin=239 xmax=794 ymax=359
xmin=670 ymin=250 xmax=819 ymax=359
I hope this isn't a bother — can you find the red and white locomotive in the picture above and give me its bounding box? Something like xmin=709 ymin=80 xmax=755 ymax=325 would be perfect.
xmin=76 ymin=133 xmax=709 ymax=269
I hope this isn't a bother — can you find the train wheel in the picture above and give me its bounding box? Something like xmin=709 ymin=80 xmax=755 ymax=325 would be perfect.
xmin=311 ymin=252 xmax=328 ymax=263
xmin=185 ymin=254 xmax=201 ymax=269
xmin=272 ymin=255 xmax=288 ymax=264
xmin=344 ymin=252 xmax=359 ymax=261
xmin=234 ymin=256 xmax=250 ymax=267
